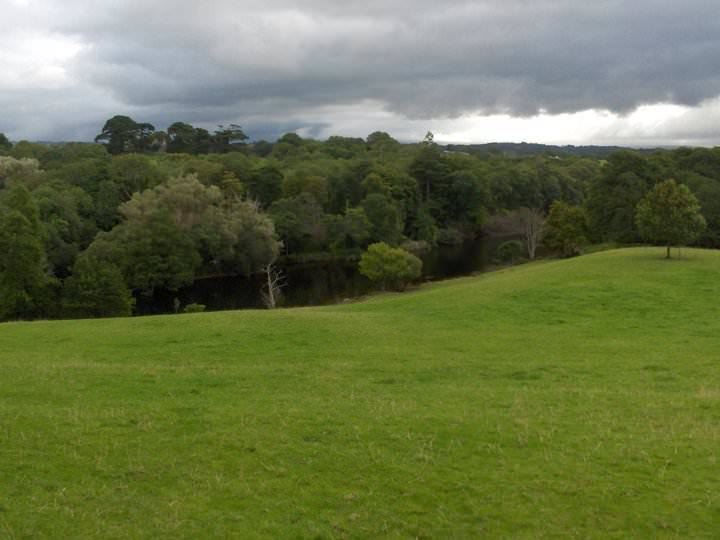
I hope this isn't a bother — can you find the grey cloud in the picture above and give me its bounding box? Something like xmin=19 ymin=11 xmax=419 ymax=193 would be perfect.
xmin=3 ymin=0 xmax=720 ymax=142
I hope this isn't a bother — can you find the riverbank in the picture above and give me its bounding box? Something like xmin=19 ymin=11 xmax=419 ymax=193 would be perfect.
xmin=134 ymin=234 xmax=519 ymax=315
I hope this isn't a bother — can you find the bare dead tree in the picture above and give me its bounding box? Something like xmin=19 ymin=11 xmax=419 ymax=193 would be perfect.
xmin=487 ymin=207 xmax=545 ymax=259
xmin=518 ymin=208 xmax=545 ymax=259
xmin=261 ymin=263 xmax=287 ymax=309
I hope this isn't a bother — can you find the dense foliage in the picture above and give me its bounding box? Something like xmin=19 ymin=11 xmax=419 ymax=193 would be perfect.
xmin=635 ymin=179 xmax=706 ymax=258
xmin=359 ymin=242 xmax=423 ymax=291
xmin=543 ymin=201 xmax=590 ymax=257
xmin=2 ymin=118 xmax=720 ymax=319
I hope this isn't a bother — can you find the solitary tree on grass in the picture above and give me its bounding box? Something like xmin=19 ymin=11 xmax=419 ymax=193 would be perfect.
xmin=635 ymin=179 xmax=706 ymax=259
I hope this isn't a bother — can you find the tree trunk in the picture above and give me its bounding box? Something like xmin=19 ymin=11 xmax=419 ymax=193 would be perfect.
xmin=266 ymin=266 xmax=276 ymax=308
xmin=261 ymin=263 xmax=285 ymax=309
xmin=666 ymin=244 xmax=671 ymax=259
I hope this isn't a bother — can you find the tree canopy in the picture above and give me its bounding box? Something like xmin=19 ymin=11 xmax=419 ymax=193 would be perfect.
xmin=635 ymin=179 xmax=706 ymax=258
xmin=359 ymin=242 xmax=422 ymax=291
xmin=3 ymin=118 xmax=720 ymax=320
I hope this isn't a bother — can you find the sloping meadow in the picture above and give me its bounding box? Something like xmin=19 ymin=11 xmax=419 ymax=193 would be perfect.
xmin=1 ymin=248 xmax=719 ymax=538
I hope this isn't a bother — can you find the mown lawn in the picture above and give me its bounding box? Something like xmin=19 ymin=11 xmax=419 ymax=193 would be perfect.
xmin=1 ymin=247 xmax=719 ymax=538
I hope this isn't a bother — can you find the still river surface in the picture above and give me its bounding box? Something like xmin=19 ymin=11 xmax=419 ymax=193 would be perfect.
xmin=134 ymin=235 xmax=516 ymax=315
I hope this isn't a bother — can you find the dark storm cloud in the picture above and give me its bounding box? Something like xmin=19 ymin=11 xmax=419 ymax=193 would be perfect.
xmin=3 ymin=0 xmax=720 ymax=141
xmin=60 ymin=1 xmax=720 ymax=112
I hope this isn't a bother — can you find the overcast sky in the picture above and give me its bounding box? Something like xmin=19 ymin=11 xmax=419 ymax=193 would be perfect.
xmin=2 ymin=0 xmax=720 ymax=145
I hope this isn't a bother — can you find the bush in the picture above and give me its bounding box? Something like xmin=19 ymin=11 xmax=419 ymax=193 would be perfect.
xmin=359 ymin=242 xmax=422 ymax=291
xmin=183 ymin=303 xmax=206 ymax=313
xmin=495 ymin=240 xmax=524 ymax=265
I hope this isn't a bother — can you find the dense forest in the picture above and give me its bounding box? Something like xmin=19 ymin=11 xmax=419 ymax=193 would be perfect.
xmin=1 ymin=115 xmax=719 ymax=321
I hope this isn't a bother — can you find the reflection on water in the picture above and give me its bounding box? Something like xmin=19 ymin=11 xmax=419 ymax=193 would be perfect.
xmin=134 ymin=235 xmax=516 ymax=315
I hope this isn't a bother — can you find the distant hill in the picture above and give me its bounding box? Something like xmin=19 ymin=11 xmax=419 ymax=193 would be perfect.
xmin=444 ymin=142 xmax=664 ymax=158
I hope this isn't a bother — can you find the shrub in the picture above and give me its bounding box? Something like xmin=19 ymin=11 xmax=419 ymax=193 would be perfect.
xmin=495 ymin=240 xmax=524 ymax=265
xmin=183 ymin=303 xmax=206 ymax=313
xmin=359 ymin=242 xmax=422 ymax=291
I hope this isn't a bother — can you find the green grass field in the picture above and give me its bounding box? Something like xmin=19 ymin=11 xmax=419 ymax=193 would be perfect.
xmin=1 ymin=247 xmax=719 ymax=539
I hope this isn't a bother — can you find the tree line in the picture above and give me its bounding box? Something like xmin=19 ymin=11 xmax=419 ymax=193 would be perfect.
xmin=0 ymin=117 xmax=716 ymax=320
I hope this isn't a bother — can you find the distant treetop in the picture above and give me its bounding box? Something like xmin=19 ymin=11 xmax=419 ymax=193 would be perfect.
xmin=95 ymin=117 xmax=249 ymax=156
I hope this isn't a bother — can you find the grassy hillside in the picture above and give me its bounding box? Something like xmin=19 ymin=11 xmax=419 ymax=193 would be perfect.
xmin=1 ymin=247 xmax=719 ymax=538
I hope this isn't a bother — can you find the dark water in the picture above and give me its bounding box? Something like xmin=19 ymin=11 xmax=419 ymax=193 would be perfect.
xmin=134 ymin=235 xmax=515 ymax=315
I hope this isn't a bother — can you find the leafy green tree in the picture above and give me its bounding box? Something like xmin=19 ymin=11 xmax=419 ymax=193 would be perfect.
xmin=194 ymin=200 xmax=279 ymax=277
xmin=219 ymin=171 xmax=244 ymax=200
xmin=0 ymin=156 xmax=43 ymax=189
xmin=86 ymin=212 xmax=201 ymax=294
xmin=277 ymin=133 xmax=303 ymax=146
xmin=361 ymin=193 xmax=403 ymax=245
xmin=282 ymin=170 xmax=329 ymax=206
xmin=178 ymin=157 xmax=224 ymax=186
xmin=0 ymin=186 xmax=48 ymax=320
xmin=94 ymin=180 xmax=123 ymax=230
xmin=407 ymin=206 xmax=438 ymax=244
xmin=192 ymin=128 xmax=213 ymax=154
xmin=246 ymin=165 xmax=283 ymax=207
xmin=0 ymin=133 xmax=11 ymax=153
xmin=359 ymin=242 xmax=422 ymax=291
xmin=322 ymin=136 xmax=366 ymax=159
xmin=167 ymin=122 xmax=198 ymax=153
xmin=95 ymin=115 xmax=155 ymax=155
xmin=33 ymin=181 xmax=97 ymax=276
xmin=108 ymin=154 xmax=166 ymax=200
xmin=9 ymin=141 xmax=48 ymax=162
xmin=543 ymin=201 xmax=589 ymax=257
xmin=635 ymin=179 xmax=706 ymax=258
xmin=444 ymin=170 xmax=488 ymax=233
xmin=324 ymin=159 xmax=369 ymax=214
xmin=88 ymin=175 xmax=279 ymax=291
xmin=327 ymin=207 xmax=371 ymax=251
xmin=409 ymin=135 xmax=451 ymax=203
xmin=213 ymin=152 xmax=252 ymax=181
xmin=251 ymin=140 xmax=274 ymax=157
xmin=681 ymin=172 xmax=720 ymax=246
xmin=586 ymin=151 xmax=653 ymax=242
xmin=361 ymin=172 xmax=391 ymax=197
xmin=2 ymin=183 xmax=42 ymax=232
xmin=62 ymin=256 xmax=134 ymax=318
xmin=51 ymin=158 xmax=108 ymax=194
xmin=0 ymin=211 xmax=48 ymax=320
xmin=212 ymin=124 xmax=248 ymax=153
xmin=341 ymin=207 xmax=371 ymax=248
xmin=270 ymin=193 xmax=327 ymax=253
xmin=40 ymin=142 xmax=108 ymax=169
xmin=366 ymin=131 xmax=400 ymax=153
